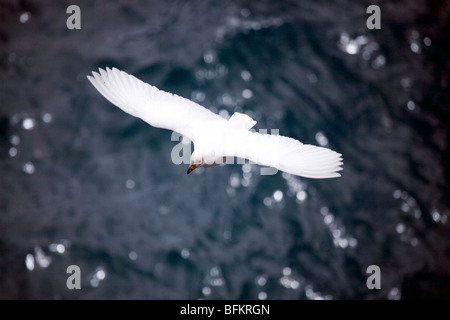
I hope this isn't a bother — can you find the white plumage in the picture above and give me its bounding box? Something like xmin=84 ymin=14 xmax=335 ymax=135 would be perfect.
xmin=87 ymin=67 xmax=343 ymax=178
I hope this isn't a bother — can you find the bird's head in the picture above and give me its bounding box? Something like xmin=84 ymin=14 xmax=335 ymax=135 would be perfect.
xmin=187 ymin=151 xmax=203 ymax=174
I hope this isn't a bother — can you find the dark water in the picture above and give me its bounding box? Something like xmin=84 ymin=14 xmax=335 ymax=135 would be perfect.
xmin=0 ymin=0 xmax=449 ymax=299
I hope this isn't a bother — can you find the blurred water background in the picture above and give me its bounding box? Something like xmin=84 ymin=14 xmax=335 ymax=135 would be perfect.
xmin=0 ymin=0 xmax=449 ymax=299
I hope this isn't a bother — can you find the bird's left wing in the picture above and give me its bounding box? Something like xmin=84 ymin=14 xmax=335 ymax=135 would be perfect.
xmin=87 ymin=67 xmax=225 ymax=140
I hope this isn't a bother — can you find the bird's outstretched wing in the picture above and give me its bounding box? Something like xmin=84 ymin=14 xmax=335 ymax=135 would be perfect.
xmin=87 ymin=67 xmax=225 ymax=140
xmin=88 ymin=67 xmax=343 ymax=178
xmin=223 ymin=131 xmax=343 ymax=178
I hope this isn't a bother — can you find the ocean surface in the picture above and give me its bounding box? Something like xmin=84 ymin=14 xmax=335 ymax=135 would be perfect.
xmin=0 ymin=0 xmax=449 ymax=299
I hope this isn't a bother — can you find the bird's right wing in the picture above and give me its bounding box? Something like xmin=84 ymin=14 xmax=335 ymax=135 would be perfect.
xmin=87 ymin=67 xmax=226 ymax=140
xmin=224 ymin=131 xmax=343 ymax=179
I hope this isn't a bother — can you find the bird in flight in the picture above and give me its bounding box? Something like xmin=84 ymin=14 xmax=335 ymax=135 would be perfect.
xmin=87 ymin=68 xmax=343 ymax=178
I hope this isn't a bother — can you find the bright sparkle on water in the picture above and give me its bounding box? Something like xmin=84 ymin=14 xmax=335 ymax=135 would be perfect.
xmin=181 ymin=248 xmax=190 ymax=259
xmin=10 ymin=135 xmax=20 ymax=145
xmin=258 ymin=292 xmax=267 ymax=300
xmin=393 ymin=190 xmax=427 ymax=244
xmin=42 ymin=113 xmax=53 ymax=123
xmin=338 ymin=33 xmax=368 ymax=55
xmin=324 ymin=214 xmax=334 ymax=225
xmin=34 ymin=246 xmax=51 ymax=268
xmin=191 ymin=90 xmax=205 ymax=102
xmin=206 ymin=266 xmax=225 ymax=287
xmin=395 ymin=223 xmax=405 ymax=234
xmin=22 ymin=118 xmax=36 ymax=130
xmin=393 ymin=189 xmax=422 ymax=221
xmin=221 ymin=94 xmax=233 ymax=107
xmin=431 ymin=210 xmax=440 ymax=222
xmin=240 ymin=70 xmax=252 ymax=81
xmin=280 ymin=270 xmax=300 ymax=290
xmin=202 ymin=286 xmax=211 ymax=296
xmin=371 ymin=55 xmax=386 ymax=69
xmin=409 ymin=30 xmax=421 ymax=54
xmin=128 ymin=251 xmax=138 ymax=260
xmin=282 ymin=172 xmax=308 ymax=204
xmin=90 ymin=278 xmax=99 ymax=288
xmin=320 ymin=208 xmax=357 ymax=249
xmin=96 ymin=269 xmax=106 ymax=280
xmin=25 ymin=254 xmax=35 ymax=271
xmin=401 ymin=203 xmax=410 ymax=213
xmin=56 ymin=244 xmax=65 ymax=253
xmin=20 ymin=12 xmax=30 ymax=23
xmin=241 ymin=177 xmax=250 ymax=187
xmin=332 ymin=229 xmax=342 ymax=238
xmin=125 ymin=179 xmax=135 ymax=189
xmin=49 ymin=242 xmax=66 ymax=254
xmin=9 ymin=147 xmax=17 ymax=157
xmin=279 ymin=268 xmax=303 ymax=291
xmin=90 ymin=266 xmax=106 ymax=287
xmin=273 ymin=190 xmax=283 ymax=202
xmin=304 ymin=285 xmax=332 ymax=300
xmin=256 ymin=275 xmax=267 ymax=286
xmin=226 ymin=186 xmax=236 ymax=197
xmin=410 ymin=42 xmax=420 ymax=53
xmin=388 ymin=287 xmax=401 ymax=300
xmin=229 ymin=173 xmax=240 ymax=188
xmin=203 ymin=51 xmax=216 ymax=64
xmin=407 ymin=100 xmax=416 ymax=111
xmin=242 ymin=89 xmax=253 ymax=99
xmin=430 ymin=209 xmax=448 ymax=224
xmin=196 ymin=62 xmax=228 ymax=81
xmin=315 ymin=131 xmax=328 ymax=146
xmin=22 ymin=162 xmax=35 ymax=174
xmin=338 ymin=238 xmax=348 ymax=248
xmin=400 ymin=77 xmax=412 ymax=88
xmin=362 ymin=41 xmax=379 ymax=60
xmin=348 ymin=238 xmax=358 ymax=247
xmin=263 ymin=197 xmax=273 ymax=207
xmin=296 ymin=190 xmax=307 ymax=202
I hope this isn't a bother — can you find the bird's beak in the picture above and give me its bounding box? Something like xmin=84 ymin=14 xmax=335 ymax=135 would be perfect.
xmin=187 ymin=163 xmax=200 ymax=175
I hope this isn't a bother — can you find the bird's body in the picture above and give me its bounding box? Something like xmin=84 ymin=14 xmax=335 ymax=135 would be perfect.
xmin=87 ymin=67 xmax=343 ymax=178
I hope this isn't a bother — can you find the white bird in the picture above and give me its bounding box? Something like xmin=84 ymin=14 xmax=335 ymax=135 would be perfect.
xmin=87 ymin=67 xmax=343 ymax=178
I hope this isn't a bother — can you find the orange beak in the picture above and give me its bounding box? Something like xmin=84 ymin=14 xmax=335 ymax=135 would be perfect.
xmin=187 ymin=163 xmax=200 ymax=175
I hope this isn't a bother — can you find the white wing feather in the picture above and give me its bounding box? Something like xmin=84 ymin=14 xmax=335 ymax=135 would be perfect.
xmin=87 ymin=67 xmax=225 ymax=140
xmin=226 ymin=132 xmax=343 ymax=179
xmin=221 ymin=131 xmax=343 ymax=178
xmin=88 ymin=67 xmax=343 ymax=178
